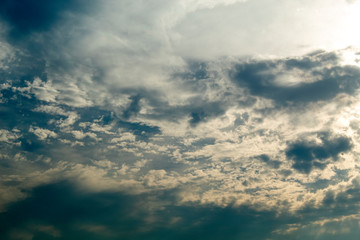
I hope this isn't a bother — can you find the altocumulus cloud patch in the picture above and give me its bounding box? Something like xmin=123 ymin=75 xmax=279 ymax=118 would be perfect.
xmin=2 ymin=0 xmax=360 ymax=239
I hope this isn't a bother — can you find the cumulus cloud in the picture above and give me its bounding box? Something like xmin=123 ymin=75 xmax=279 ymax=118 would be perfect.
xmin=29 ymin=126 xmax=57 ymax=140
xmin=0 ymin=129 xmax=20 ymax=144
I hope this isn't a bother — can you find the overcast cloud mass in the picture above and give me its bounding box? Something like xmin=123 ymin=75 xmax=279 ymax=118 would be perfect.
xmin=1 ymin=0 xmax=360 ymax=239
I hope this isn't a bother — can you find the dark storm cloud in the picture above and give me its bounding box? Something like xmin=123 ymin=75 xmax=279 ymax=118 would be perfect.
xmin=0 ymin=0 xmax=92 ymax=40
xmin=285 ymin=132 xmax=352 ymax=174
xmin=0 ymin=181 xmax=294 ymax=240
xmin=0 ymin=181 xmax=139 ymax=240
xmin=3 ymin=180 xmax=360 ymax=240
xmin=230 ymin=51 xmax=360 ymax=105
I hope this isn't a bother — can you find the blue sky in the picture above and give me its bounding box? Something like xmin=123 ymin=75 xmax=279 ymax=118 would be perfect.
xmin=1 ymin=0 xmax=360 ymax=239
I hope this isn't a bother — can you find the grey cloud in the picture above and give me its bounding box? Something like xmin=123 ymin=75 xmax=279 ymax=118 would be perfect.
xmin=172 ymin=61 xmax=210 ymax=90
xmin=117 ymin=121 xmax=161 ymax=141
xmin=283 ymin=50 xmax=339 ymax=70
xmin=0 ymin=181 xmax=293 ymax=240
xmin=321 ymin=177 xmax=360 ymax=215
xmin=293 ymin=178 xmax=360 ymax=234
xmin=285 ymin=132 xmax=352 ymax=174
xmin=234 ymin=112 xmax=249 ymax=126
xmin=122 ymin=95 xmax=142 ymax=120
xmin=192 ymin=138 xmax=216 ymax=147
xmin=230 ymin=51 xmax=360 ymax=105
xmin=107 ymin=86 xmax=231 ymax=127
xmin=188 ymin=101 xmax=227 ymax=127
xmin=303 ymin=168 xmax=350 ymax=192
xmin=3 ymin=180 xmax=360 ymax=240
xmin=256 ymin=154 xmax=281 ymax=169
xmin=78 ymin=104 xmax=161 ymax=140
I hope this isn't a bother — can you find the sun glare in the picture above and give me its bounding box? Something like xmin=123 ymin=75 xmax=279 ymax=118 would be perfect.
xmin=338 ymin=1 xmax=360 ymax=49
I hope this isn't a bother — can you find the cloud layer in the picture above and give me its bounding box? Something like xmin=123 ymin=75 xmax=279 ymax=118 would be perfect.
xmin=1 ymin=0 xmax=360 ymax=239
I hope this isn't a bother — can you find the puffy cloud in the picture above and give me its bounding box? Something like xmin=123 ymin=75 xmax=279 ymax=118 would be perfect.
xmin=0 ymin=129 xmax=20 ymax=144
xmin=29 ymin=126 xmax=57 ymax=140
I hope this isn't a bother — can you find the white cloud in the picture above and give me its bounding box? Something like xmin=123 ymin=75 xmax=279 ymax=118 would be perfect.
xmin=71 ymin=130 xmax=98 ymax=140
xmin=29 ymin=126 xmax=57 ymax=140
xmin=172 ymin=0 xmax=360 ymax=59
xmin=0 ymin=129 xmax=20 ymax=144
xmin=143 ymin=169 xmax=183 ymax=189
xmin=111 ymin=132 xmax=136 ymax=143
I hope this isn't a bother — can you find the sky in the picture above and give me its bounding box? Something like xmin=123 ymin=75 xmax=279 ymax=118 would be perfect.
xmin=1 ymin=0 xmax=360 ymax=239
